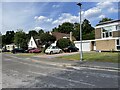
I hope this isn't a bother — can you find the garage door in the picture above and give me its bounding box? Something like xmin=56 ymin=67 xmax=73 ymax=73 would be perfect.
xmin=75 ymin=42 xmax=90 ymax=51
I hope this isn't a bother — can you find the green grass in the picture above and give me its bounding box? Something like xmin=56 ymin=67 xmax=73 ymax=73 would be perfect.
xmin=59 ymin=52 xmax=119 ymax=63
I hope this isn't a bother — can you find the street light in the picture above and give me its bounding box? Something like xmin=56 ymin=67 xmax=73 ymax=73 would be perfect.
xmin=77 ymin=3 xmax=83 ymax=61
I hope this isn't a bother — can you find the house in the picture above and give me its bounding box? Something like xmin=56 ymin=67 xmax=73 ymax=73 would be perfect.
xmin=74 ymin=20 xmax=120 ymax=52
xmin=95 ymin=19 xmax=120 ymax=51
xmin=2 ymin=43 xmax=18 ymax=51
xmin=50 ymin=32 xmax=76 ymax=41
xmin=28 ymin=36 xmax=41 ymax=49
xmin=50 ymin=32 xmax=76 ymax=46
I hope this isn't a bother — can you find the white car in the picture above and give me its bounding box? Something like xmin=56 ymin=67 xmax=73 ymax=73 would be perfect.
xmin=45 ymin=46 xmax=62 ymax=54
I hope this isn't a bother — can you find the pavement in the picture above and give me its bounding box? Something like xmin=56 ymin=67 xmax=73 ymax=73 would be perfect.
xmin=2 ymin=53 xmax=120 ymax=88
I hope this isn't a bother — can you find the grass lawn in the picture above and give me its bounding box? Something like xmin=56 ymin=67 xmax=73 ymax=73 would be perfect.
xmin=59 ymin=52 xmax=119 ymax=63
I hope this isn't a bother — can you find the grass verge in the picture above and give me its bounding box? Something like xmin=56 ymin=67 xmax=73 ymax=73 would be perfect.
xmin=58 ymin=52 xmax=119 ymax=63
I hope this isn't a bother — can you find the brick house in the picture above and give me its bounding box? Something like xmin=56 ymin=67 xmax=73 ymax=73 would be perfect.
xmin=95 ymin=19 xmax=120 ymax=51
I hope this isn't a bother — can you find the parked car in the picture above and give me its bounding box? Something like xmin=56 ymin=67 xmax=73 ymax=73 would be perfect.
xmin=25 ymin=48 xmax=36 ymax=53
xmin=45 ymin=46 xmax=62 ymax=54
xmin=63 ymin=46 xmax=79 ymax=52
xmin=11 ymin=48 xmax=25 ymax=54
xmin=29 ymin=48 xmax=41 ymax=53
xmin=2 ymin=49 xmax=10 ymax=52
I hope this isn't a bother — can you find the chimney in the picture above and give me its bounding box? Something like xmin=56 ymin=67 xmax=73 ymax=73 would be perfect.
xmin=70 ymin=32 xmax=72 ymax=42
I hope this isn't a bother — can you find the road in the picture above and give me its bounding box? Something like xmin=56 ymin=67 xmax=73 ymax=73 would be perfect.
xmin=2 ymin=53 xmax=119 ymax=88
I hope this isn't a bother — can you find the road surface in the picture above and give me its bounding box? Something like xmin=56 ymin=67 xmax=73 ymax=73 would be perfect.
xmin=2 ymin=53 xmax=119 ymax=88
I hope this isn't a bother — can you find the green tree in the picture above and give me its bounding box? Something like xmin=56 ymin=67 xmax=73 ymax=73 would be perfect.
xmin=52 ymin=22 xmax=74 ymax=34
xmin=28 ymin=30 xmax=38 ymax=37
xmin=82 ymin=19 xmax=95 ymax=40
xmin=73 ymin=23 xmax=80 ymax=40
xmin=40 ymin=33 xmax=56 ymax=44
xmin=2 ymin=31 xmax=15 ymax=46
xmin=14 ymin=30 xmax=27 ymax=49
xmin=99 ymin=18 xmax=113 ymax=23
xmin=56 ymin=38 xmax=72 ymax=49
xmin=38 ymin=29 xmax=44 ymax=35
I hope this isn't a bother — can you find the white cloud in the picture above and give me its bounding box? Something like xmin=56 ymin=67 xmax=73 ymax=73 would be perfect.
xmin=52 ymin=5 xmax=60 ymax=8
xmin=82 ymin=7 xmax=101 ymax=19
xmin=34 ymin=15 xmax=53 ymax=22
xmin=34 ymin=26 xmax=43 ymax=30
xmin=108 ymin=7 xmax=118 ymax=13
xmin=52 ymin=13 xmax=79 ymax=25
xmin=98 ymin=15 xmax=106 ymax=19
xmin=97 ymin=1 xmax=113 ymax=9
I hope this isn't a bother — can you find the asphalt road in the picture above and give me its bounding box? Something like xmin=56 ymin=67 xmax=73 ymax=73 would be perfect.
xmin=2 ymin=53 xmax=119 ymax=88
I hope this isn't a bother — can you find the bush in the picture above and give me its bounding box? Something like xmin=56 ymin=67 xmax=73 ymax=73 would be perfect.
xmin=56 ymin=38 xmax=73 ymax=49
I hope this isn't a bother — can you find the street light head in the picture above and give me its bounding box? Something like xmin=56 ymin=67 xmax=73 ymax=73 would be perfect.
xmin=77 ymin=3 xmax=82 ymax=6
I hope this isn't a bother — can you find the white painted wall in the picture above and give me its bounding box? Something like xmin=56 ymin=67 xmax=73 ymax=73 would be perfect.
xmin=74 ymin=41 xmax=91 ymax=51
xmin=28 ymin=36 xmax=37 ymax=49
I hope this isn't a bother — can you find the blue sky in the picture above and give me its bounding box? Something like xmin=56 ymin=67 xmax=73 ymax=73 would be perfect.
xmin=1 ymin=1 xmax=119 ymax=34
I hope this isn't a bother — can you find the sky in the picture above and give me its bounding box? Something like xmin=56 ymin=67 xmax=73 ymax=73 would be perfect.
xmin=0 ymin=1 xmax=119 ymax=34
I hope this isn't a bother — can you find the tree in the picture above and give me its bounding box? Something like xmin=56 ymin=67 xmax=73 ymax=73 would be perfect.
xmin=82 ymin=19 xmax=95 ymax=40
xmin=14 ymin=30 xmax=28 ymax=49
xmin=2 ymin=31 xmax=15 ymax=46
xmin=56 ymin=38 xmax=72 ymax=49
xmin=73 ymin=23 xmax=80 ymax=40
xmin=28 ymin=30 xmax=38 ymax=38
xmin=99 ymin=18 xmax=113 ymax=23
xmin=52 ymin=22 xmax=74 ymax=34
xmin=38 ymin=29 xmax=44 ymax=35
xmin=40 ymin=33 xmax=56 ymax=44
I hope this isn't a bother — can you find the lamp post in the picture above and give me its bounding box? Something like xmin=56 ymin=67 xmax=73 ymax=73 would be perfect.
xmin=77 ymin=3 xmax=83 ymax=61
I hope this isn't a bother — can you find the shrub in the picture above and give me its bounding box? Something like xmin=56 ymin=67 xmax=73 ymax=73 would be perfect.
xmin=56 ymin=38 xmax=73 ymax=49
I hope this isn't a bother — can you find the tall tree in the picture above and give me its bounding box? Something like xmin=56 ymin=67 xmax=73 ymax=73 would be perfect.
xmin=99 ymin=18 xmax=113 ymax=23
xmin=38 ymin=29 xmax=44 ymax=36
xmin=73 ymin=23 xmax=80 ymax=40
xmin=52 ymin=22 xmax=74 ymax=34
xmin=81 ymin=19 xmax=95 ymax=40
xmin=14 ymin=30 xmax=27 ymax=49
xmin=28 ymin=30 xmax=38 ymax=37
xmin=40 ymin=33 xmax=56 ymax=44
xmin=2 ymin=31 xmax=15 ymax=46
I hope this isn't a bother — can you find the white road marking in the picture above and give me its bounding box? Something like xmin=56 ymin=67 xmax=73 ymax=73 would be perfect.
xmin=28 ymin=71 xmax=95 ymax=87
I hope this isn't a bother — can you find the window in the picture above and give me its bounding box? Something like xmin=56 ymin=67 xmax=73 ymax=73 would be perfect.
xmin=31 ymin=41 xmax=33 ymax=46
xmin=102 ymin=26 xmax=113 ymax=38
xmin=117 ymin=39 xmax=119 ymax=45
xmin=116 ymin=39 xmax=120 ymax=50
xmin=116 ymin=25 xmax=120 ymax=30
xmin=109 ymin=32 xmax=112 ymax=37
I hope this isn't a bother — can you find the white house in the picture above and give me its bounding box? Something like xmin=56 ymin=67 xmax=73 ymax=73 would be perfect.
xmin=28 ymin=36 xmax=38 ymax=49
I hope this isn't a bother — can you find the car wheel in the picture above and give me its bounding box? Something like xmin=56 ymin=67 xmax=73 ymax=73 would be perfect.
xmin=59 ymin=50 xmax=62 ymax=53
xmin=50 ymin=51 xmax=53 ymax=54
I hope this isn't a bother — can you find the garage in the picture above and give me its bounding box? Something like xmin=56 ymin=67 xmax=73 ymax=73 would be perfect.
xmin=74 ymin=40 xmax=94 ymax=51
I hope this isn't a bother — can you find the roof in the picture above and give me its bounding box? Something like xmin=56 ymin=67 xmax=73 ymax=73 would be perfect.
xmin=51 ymin=32 xmax=76 ymax=41
xmin=96 ymin=19 xmax=120 ymax=26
